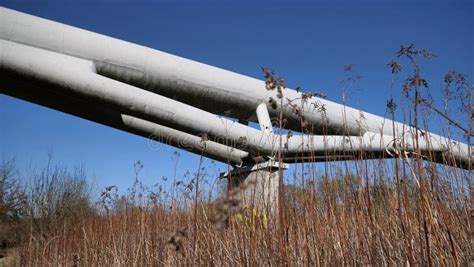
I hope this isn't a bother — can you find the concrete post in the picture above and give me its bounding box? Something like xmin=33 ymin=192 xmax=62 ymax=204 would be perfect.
xmin=221 ymin=161 xmax=288 ymax=215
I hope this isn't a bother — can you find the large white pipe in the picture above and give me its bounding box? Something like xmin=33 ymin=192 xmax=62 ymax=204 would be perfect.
xmin=0 ymin=77 xmax=249 ymax=165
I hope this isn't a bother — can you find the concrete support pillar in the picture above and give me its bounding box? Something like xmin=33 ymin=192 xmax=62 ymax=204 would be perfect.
xmin=221 ymin=161 xmax=288 ymax=215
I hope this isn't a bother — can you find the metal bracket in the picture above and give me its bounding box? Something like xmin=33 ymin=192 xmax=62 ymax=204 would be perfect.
xmin=220 ymin=160 xmax=288 ymax=179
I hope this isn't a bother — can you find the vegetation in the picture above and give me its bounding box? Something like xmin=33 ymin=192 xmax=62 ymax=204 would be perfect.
xmin=0 ymin=45 xmax=472 ymax=266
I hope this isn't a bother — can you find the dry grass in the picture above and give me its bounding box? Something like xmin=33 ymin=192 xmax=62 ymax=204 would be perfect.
xmin=10 ymin=162 xmax=471 ymax=266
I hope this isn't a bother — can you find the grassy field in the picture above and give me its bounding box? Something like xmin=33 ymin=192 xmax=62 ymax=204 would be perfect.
xmin=1 ymin=149 xmax=472 ymax=265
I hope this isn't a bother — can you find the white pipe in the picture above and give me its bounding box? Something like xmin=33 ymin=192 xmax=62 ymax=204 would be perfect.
xmin=256 ymin=103 xmax=273 ymax=135
xmin=0 ymin=82 xmax=249 ymax=165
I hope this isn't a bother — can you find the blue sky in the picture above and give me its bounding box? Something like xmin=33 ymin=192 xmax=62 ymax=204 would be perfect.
xmin=1 ymin=0 xmax=472 ymax=194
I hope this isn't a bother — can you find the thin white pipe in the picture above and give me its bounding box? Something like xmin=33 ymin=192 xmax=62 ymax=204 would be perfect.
xmin=256 ymin=103 xmax=273 ymax=135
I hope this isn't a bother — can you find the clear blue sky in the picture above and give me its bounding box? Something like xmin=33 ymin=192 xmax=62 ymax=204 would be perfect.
xmin=1 ymin=0 xmax=472 ymax=193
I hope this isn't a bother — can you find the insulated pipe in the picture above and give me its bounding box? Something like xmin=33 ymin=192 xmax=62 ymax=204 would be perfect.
xmin=1 ymin=40 xmax=471 ymax=169
xmin=0 ymin=76 xmax=249 ymax=165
